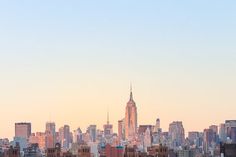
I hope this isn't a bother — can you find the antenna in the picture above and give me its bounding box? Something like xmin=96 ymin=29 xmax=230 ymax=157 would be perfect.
xmin=130 ymin=82 xmax=132 ymax=93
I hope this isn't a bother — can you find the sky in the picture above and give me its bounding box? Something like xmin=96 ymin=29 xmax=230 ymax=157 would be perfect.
xmin=0 ymin=0 xmax=236 ymax=139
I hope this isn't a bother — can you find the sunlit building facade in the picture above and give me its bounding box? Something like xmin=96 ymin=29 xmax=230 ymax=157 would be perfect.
xmin=169 ymin=121 xmax=185 ymax=148
xmin=15 ymin=123 xmax=31 ymax=139
xmin=125 ymin=87 xmax=137 ymax=140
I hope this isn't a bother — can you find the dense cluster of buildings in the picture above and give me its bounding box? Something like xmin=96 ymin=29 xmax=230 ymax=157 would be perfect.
xmin=0 ymin=88 xmax=236 ymax=157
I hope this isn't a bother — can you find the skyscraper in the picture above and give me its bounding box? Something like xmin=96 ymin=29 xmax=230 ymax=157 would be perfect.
xmin=168 ymin=121 xmax=185 ymax=148
xmin=219 ymin=123 xmax=226 ymax=142
xmin=154 ymin=118 xmax=161 ymax=132
xmin=63 ymin=125 xmax=70 ymax=149
xmin=209 ymin=125 xmax=218 ymax=134
xmin=35 ymin=132 xmax=46 ymax=150
xmin=88 ymin=125 xmax=97 ymax=142
xmin=225 ymin=120 xmax=236 ymax=143
xmin=188 ymin=132 xmax=200 ymax=147
xmin=45 ymin=122 xmax=56 ymax=148
xmin=209 ymin=125 xmax=218 ymax=144
xmin=46 ymin=122 xmax=56 ymax=134
xmin=73 ymin=127 xmax=83 ymax=143
xmin=118 ymin=119 xmax=125 ymax=141
xmin=203 ymin=129 xmax=214 ymax=154
xmin=103 ymin=111 xmax=113 ymax=137
xmin=15 ymin=123 xmax=31 ymax=139
xmin=59 ymin=125 xmax=71 ymax=149
xmin=125 ymin=86 xmax=137 ymax=140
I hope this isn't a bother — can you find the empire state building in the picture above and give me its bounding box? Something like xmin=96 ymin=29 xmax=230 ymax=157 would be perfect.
xmin=125 ymin=87 xmax=137 ymax=140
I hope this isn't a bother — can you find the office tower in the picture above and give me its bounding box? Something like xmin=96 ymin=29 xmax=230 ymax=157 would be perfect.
xmin=125 ymin=86 xmax=137 ymax=140
xmin=168 ymin=121 xmax=185 ymax=148
xmin=45 ymin=122 xmax=56 ymax=148
xmin=219 ymin=123 xmax=226 ymax=142
xmin=70 ymin=132 xmax=73 ymax=144
xmin=154 ymin=118 xmax=161 ymax=132
xmin=15 ymin=122 xmax=31 ymax=139
xmin=156 ymin=118 xmax=160 ymax=129
xmin=209 ymin=125 xmax=218 ymax=134
xmin=59 ymin=127 xmax=64 ymax=145
xmin=55 ymin=131 xmax=60 ymax=143
xmin=29 ymin=133 xmax=38 ymax=144
xmin=152 ymin=119 xmax=162 ymax=145
xmin=84 ymin=132 xmax=92 ymax=143
xmin=209 ymin=125 xmax=218 ymax=144
xmin=73 ymin=127 xmax=83 ymax=143
xmin=59 ymin=125 xmax=71 ymax=149
xmin=45 ymin=132 xmax=54 ymax=149
xmin=152 ymin=131 xmax=160 ymax=145
xmin=103 ymin=112 xmax=113 ymax=137
xmin=36 ymin=132 xmax=46 ymax=150
xmin=144 ymin=127 xmax=152 ymax=149
xmin=138 ymin=125 xmax=153 ymax=150
xmin=225 ymin=120 xmax=236 ymax=143
xmin=188 ymin=132 xmax=200 ymax=146
xmin=63 ymin=125 xmax=70 ymax=149
xmin=88 ymin=125 xmax=97 ymax=142
xmin=118 ymin=119 xmax=125 ymax=141
xmin=46 ymin=122 xmax=56 ymax=134
xmin=203 ymin=129 xmax=214 ymax=154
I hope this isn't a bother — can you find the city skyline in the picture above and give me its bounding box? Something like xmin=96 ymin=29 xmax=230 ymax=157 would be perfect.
xmin=1 ymin=0 xmax=236 ymax=140
xmin=1 ymin=87 xmax=235 ymax=140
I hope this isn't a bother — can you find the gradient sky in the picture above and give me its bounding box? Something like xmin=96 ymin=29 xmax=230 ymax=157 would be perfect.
xmin=0 ymin=0 xmax=236 ymax=139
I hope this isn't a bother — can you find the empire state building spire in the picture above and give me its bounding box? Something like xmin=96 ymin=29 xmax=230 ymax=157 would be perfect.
xmin=130 ymin=84 xmax=133 ymax=101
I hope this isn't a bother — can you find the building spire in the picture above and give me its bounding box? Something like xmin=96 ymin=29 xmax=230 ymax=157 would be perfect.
xmin=130 ymin=83 xmax=133 ymax=101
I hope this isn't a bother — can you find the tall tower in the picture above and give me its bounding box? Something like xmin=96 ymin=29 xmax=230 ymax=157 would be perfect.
xmin=169 ymin=121 xmax=185 ymax=148
xmin=118 ymin=118 xmax=125 ymax=141
xmin=15 ymin=122 xmax=31 ymax=139
xmin=103 ymin=111 xmax=113 ymax=137
xmin=45 ymin=122 xmax=56 ymax=148
xmin=62 ymin=125 xmax=70 ymax=149
xmin=125 ymin=86 xmax=137 ymax=140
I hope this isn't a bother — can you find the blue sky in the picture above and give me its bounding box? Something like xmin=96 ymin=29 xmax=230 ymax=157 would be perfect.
xmin=0 ymin=0 xmax=236 ymax=138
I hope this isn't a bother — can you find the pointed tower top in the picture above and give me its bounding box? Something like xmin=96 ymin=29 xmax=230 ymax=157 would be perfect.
xmin=130 ymin=83 xmax=132 ymax=92
xmin=130 ymin=84 xmax=133 ymax=101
